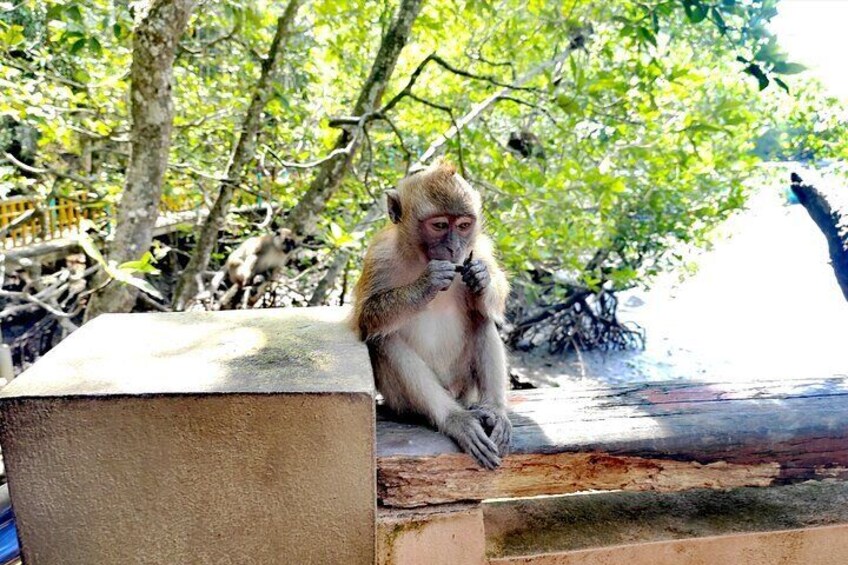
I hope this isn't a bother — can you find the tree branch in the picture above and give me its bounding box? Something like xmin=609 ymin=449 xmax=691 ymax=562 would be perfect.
xmin=3 ymin=152 xmax=95 ymax=188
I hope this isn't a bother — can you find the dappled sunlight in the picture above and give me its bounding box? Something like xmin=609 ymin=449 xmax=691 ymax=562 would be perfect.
xmin=0 ymin=308 xmax=368 ymax=398
xmin=81 ymin=317 xmax=269 ymax=394
xmin=1 ymin=313 xmax=269 ymax=397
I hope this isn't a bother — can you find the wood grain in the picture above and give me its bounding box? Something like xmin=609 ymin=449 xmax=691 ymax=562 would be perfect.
xmin=377 ymin=376 xmax=848 ymax=507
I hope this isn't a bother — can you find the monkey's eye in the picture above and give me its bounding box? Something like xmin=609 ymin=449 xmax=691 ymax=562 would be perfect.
xmin=428 ymin=218 xmax=449 ymax=232
xmin=456 ymin=220 xmax=473 ymax=231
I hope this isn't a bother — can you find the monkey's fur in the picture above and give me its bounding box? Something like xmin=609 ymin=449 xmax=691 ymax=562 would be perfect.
xmin=351 ymin=161 xmax=512 ymax=469
xmin=221 ymin=229 xmax=294 ymax=288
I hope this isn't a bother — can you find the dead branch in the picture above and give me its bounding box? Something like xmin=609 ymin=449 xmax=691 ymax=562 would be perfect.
xmin=0 ymin=289 xmax=76 ymax=319
xmin=0 ymin=208 xmax=36 ymax=239
xmin=790 ymin=171 xmax=848 ymax=300
xmin=3 ymin=152 xmax=96 ymax=188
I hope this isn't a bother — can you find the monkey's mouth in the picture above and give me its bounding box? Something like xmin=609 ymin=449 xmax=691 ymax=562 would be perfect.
xmin=427 ymin=249 xmax=457 ymax=262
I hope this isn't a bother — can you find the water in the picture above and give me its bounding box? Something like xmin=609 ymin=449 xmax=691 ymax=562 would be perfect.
xmin=511 ymin=165 xmax=848 ymax=388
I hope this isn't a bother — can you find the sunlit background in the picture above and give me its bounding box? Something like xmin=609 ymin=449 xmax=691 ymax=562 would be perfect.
xmin=771 ymin=0 xmax=848 ymax=99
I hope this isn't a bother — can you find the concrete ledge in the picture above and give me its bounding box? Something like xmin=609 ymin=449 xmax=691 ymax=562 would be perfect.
xmin=489 ymin=524 xmax=848 ymax=565
xmin=379 ymin=504 xmax=486 ymax=565
xmin=485 ymin=481 xmax=848 ymax=563
xmin=0 ymin=307 xmax=375 ymax=564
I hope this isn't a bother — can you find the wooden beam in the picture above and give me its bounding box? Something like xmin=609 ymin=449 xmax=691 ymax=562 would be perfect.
xmin=377 ymin=376 xmax=848 ymax=507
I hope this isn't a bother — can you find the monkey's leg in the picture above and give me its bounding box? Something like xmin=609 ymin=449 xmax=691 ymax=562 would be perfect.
xmin=472 ymin=320 xmax=513 ymax=455
xmin=371 ymin=338 xmax=502 ymax=469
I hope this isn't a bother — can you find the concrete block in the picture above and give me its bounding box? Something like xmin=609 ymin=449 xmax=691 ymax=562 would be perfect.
xmin=0 ymin=307 xmax=375 ymax=565
xmin=488 ymin=524 xmax=848 ymax=564
xmin=486 ymin=482 xmax=848 ymax=564
xmin=378 ymin=504 xmax=485 ymax=565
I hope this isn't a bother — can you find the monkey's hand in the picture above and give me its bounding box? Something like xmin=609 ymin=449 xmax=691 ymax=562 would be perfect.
xmin=461 ymin=259 xmax=490 ymax=295
xmin=470 ymin=404 xmax=512 ymax=456
xmin=443 ymin=409 xmax=502 ymax=470
xmin=418 ymin=260 xmax=457 ymax=299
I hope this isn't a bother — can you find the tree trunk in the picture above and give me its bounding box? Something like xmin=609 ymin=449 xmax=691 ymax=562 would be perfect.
xmin=83 ymin=0 xmax=194 ymax=321
xmin=790 ymin=171 xmax=848 ymax=300
xmin=283 ymin=0 xmax=424 ymax=239
xmin=172 ymin=0 xmax=303 ymax=310
xmin=308 ymin=204 xmax=384 ymax=306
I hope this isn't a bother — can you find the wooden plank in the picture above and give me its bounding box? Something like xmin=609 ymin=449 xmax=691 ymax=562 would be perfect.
xmin=11 ymin=201 xmax=22 ymax=245
xmin=377 ymin=376 xmax=848 ymax=507
xmin=3 ymin=238 xmax=80 ymax=265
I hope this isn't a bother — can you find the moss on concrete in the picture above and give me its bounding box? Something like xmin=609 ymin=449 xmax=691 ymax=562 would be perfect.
xmin=485 ymin=481 xmax=848 ymax=558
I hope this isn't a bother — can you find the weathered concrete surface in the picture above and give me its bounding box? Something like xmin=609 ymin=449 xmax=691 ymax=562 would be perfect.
xmin=488 ymin=524 xmax=848 ymax=564
xmin=0 ymin=307 xmax=376 ymax=565
xmin=485 ymin=481 xmax=848 ymax=560
xmin=379 ymin=504 xmax=485 ymax=565
xmin=0 ymin=307 xmax=371 ymax=397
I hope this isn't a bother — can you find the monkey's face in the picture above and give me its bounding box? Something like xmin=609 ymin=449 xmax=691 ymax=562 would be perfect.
xmin=420 ymin=214 xmax=475 ymax=262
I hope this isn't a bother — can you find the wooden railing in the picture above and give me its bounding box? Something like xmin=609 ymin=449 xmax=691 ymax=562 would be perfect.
xmin=1 ymin=193 xmax=258 ymax=251
xmin=0 ymin=196 xmax=103 ymax=249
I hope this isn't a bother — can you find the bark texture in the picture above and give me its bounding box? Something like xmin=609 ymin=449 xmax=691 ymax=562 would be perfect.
xmin=377 ymin=375 xmax=848 ymax=507
xmin=790 ymin=171 xmax=848 ymax=300
xmin=173 ymin=0 xmax=302 ymax=309
xmin=283 ymin=0 xmax=425 ymax=239
xmin=84 ymin=0 xmax=194 ymax=321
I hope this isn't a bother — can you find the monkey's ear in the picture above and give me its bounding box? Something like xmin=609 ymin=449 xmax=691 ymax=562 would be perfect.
xmin=386 ymin=190 xmax=402 ymax=224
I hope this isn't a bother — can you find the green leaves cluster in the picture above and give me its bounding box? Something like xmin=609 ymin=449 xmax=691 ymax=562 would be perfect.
xmin=0 ymin=0 xmax=824 ymax=303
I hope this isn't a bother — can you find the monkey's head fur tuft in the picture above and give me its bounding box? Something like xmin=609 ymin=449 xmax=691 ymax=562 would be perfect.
xmin=387 ymin=160 xmax=482 ymax=263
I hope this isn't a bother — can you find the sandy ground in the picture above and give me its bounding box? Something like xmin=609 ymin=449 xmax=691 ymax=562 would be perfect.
xmin=510 ymin=165 xmax=848 ymax=388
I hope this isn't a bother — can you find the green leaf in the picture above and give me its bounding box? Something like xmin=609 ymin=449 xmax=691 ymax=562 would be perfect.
xmin=638 ymin=27 xmax=657 ymax=47
xmin=555 ymin=94 xmax=579 ymax=113
xmin=65 ymin=5 xmax=83 ymax=22
xmin=70 ymin=37 xmax=87 ymax=55
xmin=771 ymin=61 xmax=806 ymax=75
xmin=77 ymin=227 xmax=107 ymax=267
xmin=3 ymin=25 xmax=25 ymax=47
xmin=46 ymin=5 xmax=65 ymax=20
xmin=118 ymin=251 xmax=161 ymax=275
xmin=88 ymin=37 xmax=102 ymax=57
xmin=682 ymin=0 xmax=708 ymax=23
xmin=73 ymin=68 xmax=91 ymax=83
xmin=773 ymin=77 xmax=790 ymax=93
xmin=113 ymin=272 xmax=164 ymax=300
xmin=744 ymin=64 xmax=769 ymax=90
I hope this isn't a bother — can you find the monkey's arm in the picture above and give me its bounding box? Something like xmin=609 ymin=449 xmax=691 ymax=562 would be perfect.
xmin=355 ymin=260 xmax=456 ymax=340
xmin=372 ymin=337 xmax=502 ymax=469
xmin=472 ymin=320 xmax=512 ymax=454
xmin=462 ymin=236 xmax=509 ymax=324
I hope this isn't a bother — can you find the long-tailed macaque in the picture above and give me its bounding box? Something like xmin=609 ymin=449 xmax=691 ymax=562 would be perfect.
xmin=223 ymin=228 xmax=294 ymax=287
xmin=352 ymin=161 xmax=512 ymax=469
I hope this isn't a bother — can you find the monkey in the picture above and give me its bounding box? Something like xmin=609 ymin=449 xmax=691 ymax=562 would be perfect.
xmin=351 ymin=161 xmax=512 ymax=469
xmin=213 ymin=228 xmax=295 ymax=290
xmin=507 ymin=131 xmax=545 ymax=160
